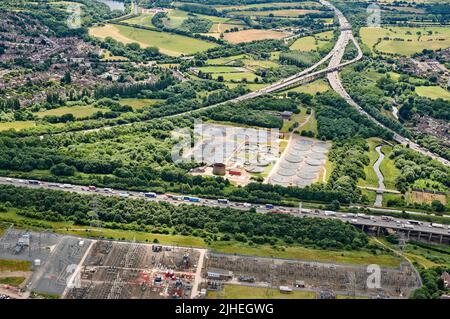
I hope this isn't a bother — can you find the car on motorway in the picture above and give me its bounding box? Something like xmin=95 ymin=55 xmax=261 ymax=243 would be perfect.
xmin=350 ymin=219 xmax=358 ymax=223
xmin=144 ymin=192 xmax=157 ymax=198
xmin=119 ymin=193 xmax=130 ymax=198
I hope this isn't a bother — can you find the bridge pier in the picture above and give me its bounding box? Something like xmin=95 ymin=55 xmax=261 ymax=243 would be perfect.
xmin=407 ymin=230 xmax=410 ymax=240
xmin=429 ymin=233 xmax=432 ymax=242
xmin=361 ymin=225 xmax=365 ymax=232
xmin=440 ymin=235 xmax=443 ymax=244
xmin=418 ymin=232 xmax=421 ymax=240
xmin=377 ymin=226 xmax=380 ymax=236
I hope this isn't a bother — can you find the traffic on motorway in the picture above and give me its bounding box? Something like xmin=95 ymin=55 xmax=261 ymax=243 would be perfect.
xmin=1 ymin=177 xmax=449 ymax=236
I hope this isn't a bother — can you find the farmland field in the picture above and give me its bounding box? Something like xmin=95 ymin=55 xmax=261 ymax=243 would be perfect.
xmin=122 ymin=13 xmax=156 ymax=28
xmin=88 ymin=24 xmax=218 ymax=56
xmin=415 ymin=86 xmax=450 ymax=101
xmin=360 ymin=26 xmax=450 ymax=56
xmin=379 ymin=144 xmax=400 ymax=190
xmin=0 ymin=121 xmax=35 ymax=131
xmin=290 ymin=30 xmax=334 ymax=51
xmin=358 ymin=138 xmax=382 ymax=188
xmin=230 ymin=9 xmax=321 ymax=17
xmin=213 ymin=1 xmax=323 ymax=11
xmin=35 ymin=105 xmax=106 ymax=118
xmin=163 ymin=9 xmax=240 ymax=29
xmin=224 ymin=29 xmax=288 ymax=43
xmin=118 ymin=98 xmax=165 ymax=110
xmin=285 ymin=79 xmax=330 ymax=95
xmin=206 ymin=54 xmax=249 ymax=65
xmin=411 ymin=190 xmax=447 ymax=205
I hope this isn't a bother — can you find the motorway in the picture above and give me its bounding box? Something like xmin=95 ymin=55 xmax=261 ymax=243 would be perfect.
xmin=1 ymin=176 xmax=449 ymax=238
xmin=33 ymin=0 xmax=449 ymax=168
xmin=319 ymin=0 xmax=450 ymax=166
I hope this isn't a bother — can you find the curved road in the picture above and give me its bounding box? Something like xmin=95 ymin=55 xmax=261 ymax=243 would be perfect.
xmin=374 ymin=146 xmax=385 ymax=207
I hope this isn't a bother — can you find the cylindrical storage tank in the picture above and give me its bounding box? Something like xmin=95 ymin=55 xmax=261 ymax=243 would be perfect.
xmin=212 ymin=163 xmax=226 ymax=176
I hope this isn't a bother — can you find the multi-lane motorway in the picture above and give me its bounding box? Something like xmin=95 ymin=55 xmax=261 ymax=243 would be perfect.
xmin=1 ymin=177 xmax=449 ymax=239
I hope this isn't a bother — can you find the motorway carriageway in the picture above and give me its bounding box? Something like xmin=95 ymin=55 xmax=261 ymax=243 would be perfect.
xmin=0 ymin=177 xmax=449 ymax=237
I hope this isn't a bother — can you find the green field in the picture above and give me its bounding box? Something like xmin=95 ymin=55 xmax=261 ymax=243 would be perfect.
xmin=230 ymin=9 xmax=321 ymax=17
xmin=35 ymin=105 xmax=105 ymax=118
xmin=212 ymin=1 xmax=323 ymax=11
xmin=290 ymin=30 xmax=334 ymax=51
xmin=0 ymin=210 xmax=401 ymax=267
xmin=89 ymin=24 xmax=218 ymax=56
xmin=0 ymin=121 xmax=35 ymax=132
xmin=297 ymin=110 xmax=318 ymax=135
xmin=281 ymin=108 xmax=308 ymax=133
xmin=359 ymin=138 xmax=382 ymax=188
xmin=122 ymin=13 xmax=156 ymax=28
xmin=380 ymin=144 xmax=400 ymax=190
xmin=118 ymin=98 xmax=165 ymax=110
xmin=197 ymin=65 xmax=262 ymax=83
xmin=164 ymin=9 xmax=238 ymax=29
xmin=284 ymin=78 xmax=330 ymax=95
xmin=206 ymin=54 xmax=249 ymax=65
xmin=360 ymin=26 xmax=450 ymax=56
xmin=210 ymin=240 xmax=401 ymax=268
xmin=198 ymin=66 xmax=245 ymax=73
xmin=211 ymin=72 xmax=261 ymax=82
xmin=415 ymin=86 xmax=450 ymax=101
xmin=207 ymin=284 xmax=316 ymax=299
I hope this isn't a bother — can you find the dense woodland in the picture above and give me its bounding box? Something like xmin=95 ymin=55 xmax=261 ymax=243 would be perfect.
xmin=0 ymin=185 xmax=369 ymax=250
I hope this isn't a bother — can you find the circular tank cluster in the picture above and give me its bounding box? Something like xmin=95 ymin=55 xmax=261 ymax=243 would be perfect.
xmin=269 ymin=138 xmax=330 ymax=187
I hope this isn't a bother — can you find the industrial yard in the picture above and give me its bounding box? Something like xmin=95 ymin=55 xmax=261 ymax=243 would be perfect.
xmin=202 ymin=253 xmax=421 ymax=299
xmin=64 ymin=240 xmax=203 ymax=299
xmin=0 ymin=227 xmax=422 ymax=299
xmin=187 ymin=123 xmax=330 ymax=186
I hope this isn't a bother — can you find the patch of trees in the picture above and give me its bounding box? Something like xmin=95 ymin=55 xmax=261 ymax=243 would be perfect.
xmin=201 ymin=96 xmax=298 ymax=128
xmin=0 ymin=98 xmax=21 ymax=112
xmin=327 ymin=139 xmax=369 ymax=203
xmin=0 ymin=184 xmax=370 ymax=250
xmin=315 ymin=92 xmax=392 ymax=141
xmin=93 ymin=74 xmax=176 ymax=99
xmin=179 ymin=4 xmax=220 ymax=17
xmin=390 ymin=145 xmax=450 ymax=193
xmin=410 ymin=266 xmax=450 ymax=299
xmin=180 ymin=16 xmax=213 ymax=34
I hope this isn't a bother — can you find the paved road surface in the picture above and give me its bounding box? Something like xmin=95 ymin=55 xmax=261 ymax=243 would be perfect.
xmin=0 ymin=177 xmax=448 ymax=238
xmin=374 ymin=146 xmax=385 ymax=207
